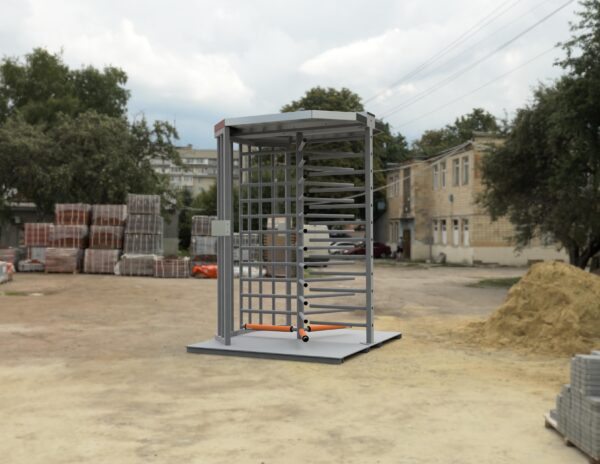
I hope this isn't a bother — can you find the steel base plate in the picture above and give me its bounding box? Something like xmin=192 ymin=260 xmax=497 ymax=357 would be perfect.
xmin=187 ymin=329 xmax=401 ymax=364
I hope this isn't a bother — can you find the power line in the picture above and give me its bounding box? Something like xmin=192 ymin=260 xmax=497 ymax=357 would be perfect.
xmin=374 ymin=0 xmax=551 ymax=112
xmin=395 ymin=44 xmax=557 ymax=128
xmin=364 ymin=0 xmax=522 ymax=105
xmin=379 ymin=0 xmax=574 ymax=119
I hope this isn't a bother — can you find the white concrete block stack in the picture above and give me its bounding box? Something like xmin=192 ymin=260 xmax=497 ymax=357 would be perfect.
xmin=553 ymin=351 xmax=600 ymax=462
xmin=190 ymin=216 xmax=217 ymax=265
xmin=119 ymin=194 xmax=163 ymax=276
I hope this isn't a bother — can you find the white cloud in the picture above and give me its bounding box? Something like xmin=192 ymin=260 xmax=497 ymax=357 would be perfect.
xmin=0 ymin=0 xmax=581 ymax=146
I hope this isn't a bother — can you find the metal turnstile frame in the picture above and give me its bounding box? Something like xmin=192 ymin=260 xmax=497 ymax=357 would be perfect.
xmin=188 ymin=110 xmax=401 ymax=363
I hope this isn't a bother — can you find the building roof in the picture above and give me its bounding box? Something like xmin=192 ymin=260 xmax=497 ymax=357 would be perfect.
xmin=214 ymin=110 xmax=384 ymax=145
xmin=177 ymin=147 xmax=218 ymax=159
xmin=386 ymin=133 xmax=503 ymax=175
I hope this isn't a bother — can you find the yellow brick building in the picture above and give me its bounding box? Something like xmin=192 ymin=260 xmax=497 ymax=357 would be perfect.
xmin=384 ymin=133 xmax=567 ymax=265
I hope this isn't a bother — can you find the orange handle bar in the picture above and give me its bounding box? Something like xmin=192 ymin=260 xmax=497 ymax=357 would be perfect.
xmin=244 ymin=323 xmax=293 ymax=333
xmin=307 ymin=324 xmax=347 ymax=332
xmin=298 ymin=328 xmax=309 ymax=342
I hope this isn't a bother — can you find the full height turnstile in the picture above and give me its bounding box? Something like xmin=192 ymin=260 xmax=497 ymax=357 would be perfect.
xmin=187 ymin=110 xmax=401 ymax=364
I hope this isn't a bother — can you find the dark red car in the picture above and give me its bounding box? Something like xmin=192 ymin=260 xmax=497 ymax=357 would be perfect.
xmin=343 ymin=242 xmax=392 ymax=259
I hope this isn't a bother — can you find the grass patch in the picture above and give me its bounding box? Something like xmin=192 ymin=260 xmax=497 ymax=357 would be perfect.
xmin=0 ymin=290 xmax=48 ymax=297
xmin=1 ymin=290 xmax=31 ymax=296
xmin=468 ymin=277 xmax=521 ymax=288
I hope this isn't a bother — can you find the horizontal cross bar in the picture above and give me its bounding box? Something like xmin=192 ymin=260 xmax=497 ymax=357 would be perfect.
xmin=306 ymin=304 xmax=367 ymax=311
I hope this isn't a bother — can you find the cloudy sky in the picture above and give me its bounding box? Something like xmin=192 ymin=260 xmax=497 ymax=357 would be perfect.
xmin=0 ymin=0 xmax=579 ymax=148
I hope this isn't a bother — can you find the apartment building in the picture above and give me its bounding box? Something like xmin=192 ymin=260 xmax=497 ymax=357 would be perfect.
xmin=151 ymin=146 xmax=227 ymax=195
xmin=385 ymin=133 xmax=567 ymax=265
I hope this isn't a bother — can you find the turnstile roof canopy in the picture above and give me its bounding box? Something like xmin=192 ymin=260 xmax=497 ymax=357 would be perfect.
xmin=214 ymin=110 xmax=383 ymax=145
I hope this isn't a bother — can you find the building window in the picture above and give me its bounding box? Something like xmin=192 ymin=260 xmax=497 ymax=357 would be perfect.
xmin=453 ymin=219 xmax=459 ymax=245
xmin=441 ymin=161 xmax=446 ymax=188
xmin=433 ymin=220 xmax=438 ymax=244
xmin=441 ymin=219 xmax=447 ymax=245
xmin=433 ymin=165 xmax=439 ymax=190
xmin=462 ymin=156 xmax=469 ymax=185
xmin=462 ymin=219 xmax=470 ymax=246
xmin=393 ymin=174 xmax=400 ymax=197
xmin=452 ymin=159 xmax=460 ymax=186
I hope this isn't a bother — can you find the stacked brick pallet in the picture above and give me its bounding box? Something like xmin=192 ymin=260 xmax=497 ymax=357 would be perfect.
xmin=119 ymin=194 xmax=163 ymax=277
xmin=190 ymin=216 xmax=217 ymax=264
xmin=84 ymin=205 xmax=127 ymax=274
xmin=550 ymin=351 xmax=600 ymax=462
xmin=19 ymin=223 xmax=54 ymax=271
xmin=0 ymin=260 xmax=14 ymax=284
xmin=0 ymin=248 xmax=20 ymax=268
xmin=46 ymin=204 xmax=89 ymax=273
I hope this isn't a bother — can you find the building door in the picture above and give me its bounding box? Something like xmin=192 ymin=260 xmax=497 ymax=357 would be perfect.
xmin=403 ymin=229 xmax=411 ymax=260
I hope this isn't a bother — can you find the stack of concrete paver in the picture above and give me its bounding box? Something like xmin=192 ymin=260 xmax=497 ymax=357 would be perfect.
xmin=117 ymin=255 xmax=158 ymax=277
xmin=119 ymin=194 xmax=163 ymax=276
xmin=552 ymin=351 xmax=600 ymax=462
xmin=124 ymin=195 xmax=163 ymax=255
xmin=190 ymin=216 xmax=217 ymax=264
xmin=154 ymin=258 xmax=190 ymax=278
xmin=85 ymin=205 xmax=127 ymax=274
xmin=46 ymin=204 xmax=90 ymax=273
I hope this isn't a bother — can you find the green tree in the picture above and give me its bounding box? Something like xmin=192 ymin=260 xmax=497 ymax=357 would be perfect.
xmin=281 ymin=87 xmax=410 ymax=219
xmin=192 ymin=183 xmax=218 ymax=217
xmin=0 ymin=48 xmax=179 ymax=221
xmin=0 ymin=48 xmax=128 ymax=125
xmin=191 ymin=183 xmax=239 ymax=230
xmin=479 ymin=1 xmax=600 ymax=269
xmin=281 ymin=87 xmax=363 ymax=113
xmin=412 ymin=108 xmax=499 ymax=156
xmin=0 ymin=111 xmax=179 ymax=214
xmin=178 ymin=188 xmax=194 ymax=250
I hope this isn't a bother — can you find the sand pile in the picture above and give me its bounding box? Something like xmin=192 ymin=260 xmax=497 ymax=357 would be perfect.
xmin=468 ymin=261 xmax=600 ymax=355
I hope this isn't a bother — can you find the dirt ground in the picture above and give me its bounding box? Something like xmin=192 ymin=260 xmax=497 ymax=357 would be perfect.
xmin=0 ymin=264 xmax=588 ymax=463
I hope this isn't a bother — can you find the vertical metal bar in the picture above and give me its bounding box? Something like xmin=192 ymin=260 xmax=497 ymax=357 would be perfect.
xmin=223 ymin=127 xmax=234 ymax=345
xmin=216 ymin=133 xmax=224 ymax=340
xmin=247 ymin=146 xmax=253 ymax=324
xmin=295 ymin=133 xmax=305 ymax=339
xmin=364 ymin=123 xmax=375 ymax=344
xmin=258 ymin=146 xmax=264 ymax=324
xmin=284 ymin=148 xmax=292 ymax=326
xmin=270 ymin=151 xmax=276 ymax=325
xmin=238 ymin=143 xmax=244 ymax=329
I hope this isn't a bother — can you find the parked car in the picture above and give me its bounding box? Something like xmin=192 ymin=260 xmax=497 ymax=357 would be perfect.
xmin=343 ymin=242 xmax=392 ymax=259
xmin=329 ymin=231 xmax=351 ymax=239
xmin=329 ymin=241 xmax=360 ymax=255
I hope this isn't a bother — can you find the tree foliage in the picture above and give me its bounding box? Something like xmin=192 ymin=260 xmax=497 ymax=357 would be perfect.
xmin=0 ymin=48 xmax=179 ymax=220
xmin=281 ymin=87 xmax=410 ymax=219
xmin=479 ymin=0 xmax=600 ymax=269
xmin=411 ymin=108 xmax=499 ymax=156
xmin=0 ymin=48 xmax=129 ymax=125
xmin=281 ymin=87 xmax=363 ymax=113
xmin=0 ymin=111 xmax=179 ymax=212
